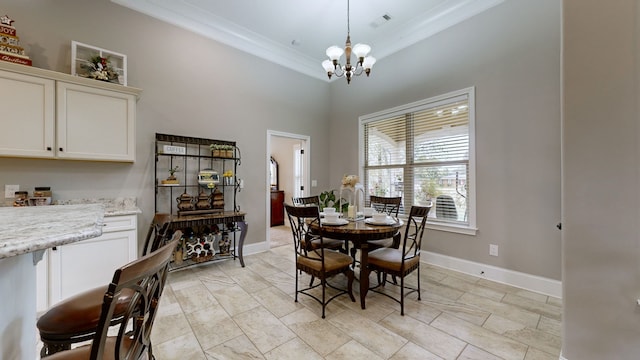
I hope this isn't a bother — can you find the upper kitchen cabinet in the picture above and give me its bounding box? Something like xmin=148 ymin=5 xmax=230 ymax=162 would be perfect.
xmin=0 ymin=69 xmax=55 ymax=158
xmin=0 ymin=61 xmax=141 ymax=162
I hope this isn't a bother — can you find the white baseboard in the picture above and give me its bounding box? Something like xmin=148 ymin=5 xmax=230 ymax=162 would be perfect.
xmin=242 ymin=242 xmax=562 ymax=299
xmin=239 ymin=240 xmax=270 ymax=257
xmin=422 ymin=251 xmax=562 ymax=298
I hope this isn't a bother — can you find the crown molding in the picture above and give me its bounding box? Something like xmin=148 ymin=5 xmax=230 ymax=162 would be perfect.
xmin=112 ymin=0 xmax=504 ymax=82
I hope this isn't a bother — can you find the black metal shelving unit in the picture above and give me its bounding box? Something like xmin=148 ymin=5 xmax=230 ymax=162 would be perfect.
xmin=154 ymin=133 xmax=247 ymax=270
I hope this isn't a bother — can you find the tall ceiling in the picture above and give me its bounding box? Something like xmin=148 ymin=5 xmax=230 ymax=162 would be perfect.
xmin=112 ymin=0 xmax=505 ymax=81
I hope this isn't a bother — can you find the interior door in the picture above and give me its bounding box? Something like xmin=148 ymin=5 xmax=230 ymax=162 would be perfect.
xmin=293 ymin=143 xmax=305 ymax=198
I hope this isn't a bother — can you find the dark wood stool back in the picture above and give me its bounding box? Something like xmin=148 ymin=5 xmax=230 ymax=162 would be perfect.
xmin=37 ymin=213 xmax=174 ymax=357
xmin=45 ymin=234 xmax=180 ymax=360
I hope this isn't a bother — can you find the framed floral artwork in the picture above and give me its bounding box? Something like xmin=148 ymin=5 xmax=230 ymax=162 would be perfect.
xmin=71 ymin=41 xmax=127 ymax=86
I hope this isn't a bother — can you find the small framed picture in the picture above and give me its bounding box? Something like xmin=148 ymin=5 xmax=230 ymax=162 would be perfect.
xmin=71 ymin=41 xmax=127 ymax=86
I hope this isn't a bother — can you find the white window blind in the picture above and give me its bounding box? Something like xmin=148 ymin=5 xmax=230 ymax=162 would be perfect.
xmin=360 ymin=88 xmax=475 ymax=229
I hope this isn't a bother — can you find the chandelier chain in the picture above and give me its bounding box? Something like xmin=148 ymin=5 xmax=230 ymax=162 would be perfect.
xmin=347 ymin=0 xmax=350 ymax=36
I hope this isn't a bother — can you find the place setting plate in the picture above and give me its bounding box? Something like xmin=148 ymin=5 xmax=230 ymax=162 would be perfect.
xmin=321 ymin=218 xmax=349 ymax=226
xmin=364 ymin=216 xmax=398 ymax=226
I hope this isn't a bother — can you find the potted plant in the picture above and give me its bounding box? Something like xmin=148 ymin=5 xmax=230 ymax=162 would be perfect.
xmin=161 ymin=165 xmax=180 ymax=185
xmin=319 ymin=189 xmax=349 ymax=213
xmin=210 ymin=144 xmax=234 ymax=158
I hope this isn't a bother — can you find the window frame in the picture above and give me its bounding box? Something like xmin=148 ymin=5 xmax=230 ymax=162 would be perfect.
xmin=358 ymin=87 xmax=477 ymax=235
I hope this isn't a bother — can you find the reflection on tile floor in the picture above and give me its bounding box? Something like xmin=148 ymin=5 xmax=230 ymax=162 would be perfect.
xmin=151 ymin=239 xmax=562 ymax=360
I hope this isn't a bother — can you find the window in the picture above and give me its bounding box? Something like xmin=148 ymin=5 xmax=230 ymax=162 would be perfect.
xmin=359 ymin=87 xmax=476 ymax=234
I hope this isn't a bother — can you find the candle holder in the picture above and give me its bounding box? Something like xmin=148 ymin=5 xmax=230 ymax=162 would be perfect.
xmin=339 ymin=183 xmax=365 ymax=221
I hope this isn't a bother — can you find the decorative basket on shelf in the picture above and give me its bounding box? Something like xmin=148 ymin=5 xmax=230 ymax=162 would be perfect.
xmin=210 ymin=144 xmax=234 ymax=158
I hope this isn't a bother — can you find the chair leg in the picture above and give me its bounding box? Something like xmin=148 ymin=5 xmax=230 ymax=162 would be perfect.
xmin=321 ymin=278 xmax=326 ymax=319
xmin=417 ymin=267 xmax=421 ymax=301
xmin=400 ymin=276 xmax=405 ymax=316
xmin=295 ymin=267 xmax=299 ymax=302
xmin=41 ymin=342 xmax=70 ymax=357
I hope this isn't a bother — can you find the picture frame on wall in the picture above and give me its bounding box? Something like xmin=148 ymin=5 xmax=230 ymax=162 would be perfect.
xmin=71 ymin=41 xmax=127 ymax=86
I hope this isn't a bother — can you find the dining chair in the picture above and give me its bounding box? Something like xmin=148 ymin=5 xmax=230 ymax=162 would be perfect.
xmin=292 ymin=195 xmax=320 ymax=207
xmin=350 ymin=196 xmax=404 ymax=270
xmin=368 ymin=195 xmax=403 ymax=249
xmin=37 ymin=213 xmax=174 ymax=357
xmin=284 ymin=203 xmax=355 ymax=318
xmin=366 ymin=205 xmax=431 ymax=315
xmin=292 ymin=195 xmax=347 ymax=255
xmin=43 ymin=234 xmax=180 ymax=360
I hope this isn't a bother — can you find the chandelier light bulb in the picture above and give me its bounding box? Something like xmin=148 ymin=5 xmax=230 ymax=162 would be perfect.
xmin=326 ymin=46 xmax=344 ymax=61
xmin=322 ymin=59 xmax=335 ymax=76
xmin=363 ymin=56 xmax=376 ymax=69
xmin=352 ymin=43 xmax=371 ymax=59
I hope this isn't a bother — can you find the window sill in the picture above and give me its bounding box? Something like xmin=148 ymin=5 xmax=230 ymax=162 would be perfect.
xmin=426 ymin=221 xmax=477 ymax=235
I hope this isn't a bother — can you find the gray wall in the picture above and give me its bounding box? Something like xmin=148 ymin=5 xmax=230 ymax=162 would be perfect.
xmin=0 ymin=0 xmax=332 ymax=247
xmin=563 ymin=0 xmax=640 ymax=358
xmin=327 ymin=0 xmax=562 ymax=280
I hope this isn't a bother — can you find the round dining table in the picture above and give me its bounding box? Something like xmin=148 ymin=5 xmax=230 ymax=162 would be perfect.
xmin=309 ymin=217 xmax=403 ymax=309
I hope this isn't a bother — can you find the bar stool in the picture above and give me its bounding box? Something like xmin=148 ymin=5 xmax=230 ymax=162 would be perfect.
xmin=44 ymin=234 xmax=180 ymax=360
xmin=37 ymin=213 xmax=173 ymax=357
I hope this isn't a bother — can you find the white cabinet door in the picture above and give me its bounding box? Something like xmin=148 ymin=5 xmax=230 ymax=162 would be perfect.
xmin=45 ymin=215 xmax=137 ymax=306
xmin=0 ymin=70 xmax=55 ymax=158
xmin=56 ymin=82 xmax=136 ymax=162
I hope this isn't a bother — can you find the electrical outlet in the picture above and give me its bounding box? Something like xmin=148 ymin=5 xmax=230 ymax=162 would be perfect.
xmin=4 ymin=184 xmax=19 ymax=198
xmin=489 ymin=244 xmax=499 ymax=257
xmin=239 ymin=179 xmax=244 ymax=189
xmin=311 ymin=180 xmax=317 ymax=187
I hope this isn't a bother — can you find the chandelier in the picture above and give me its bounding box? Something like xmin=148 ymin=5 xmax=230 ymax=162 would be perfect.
xmin=321 ymin=0 xmax=376 ymax=84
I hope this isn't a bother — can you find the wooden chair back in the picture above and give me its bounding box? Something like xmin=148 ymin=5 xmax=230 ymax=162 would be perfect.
xmin=141 ymin=213 xmax=173 ymax=256
xmin=292 ymin=195 xmax=320 ymax=207
xmin=370 ymin=196 xmax=402 ymax=216
xmin=89 ymin=231 xmax=180 ymax=360
xmin=285 ymin=203 xmax=323 ymax=254
xmin=401 ymin=205 xmax=432 ymax=261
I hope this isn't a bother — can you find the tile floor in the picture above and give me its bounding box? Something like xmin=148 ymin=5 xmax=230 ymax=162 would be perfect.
xmin=150 ymin=228 xmax=562 ymax=360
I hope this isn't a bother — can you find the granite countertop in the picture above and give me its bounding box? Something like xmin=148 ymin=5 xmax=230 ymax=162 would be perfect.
xmin=0 ymin=204 xmax=105 ymax=259
xmin=54 ymin=197 xmax=141 ymax=216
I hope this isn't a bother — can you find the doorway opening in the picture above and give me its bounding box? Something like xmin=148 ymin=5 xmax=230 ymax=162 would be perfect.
xmin=266 ymin=130 xmax=310 ymax=248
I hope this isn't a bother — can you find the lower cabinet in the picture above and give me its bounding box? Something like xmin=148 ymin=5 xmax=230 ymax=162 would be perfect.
xmin=270 ymin=190 xmax=285 ymax=226
xmin=36 ymin=214 xmax=137 ymax=311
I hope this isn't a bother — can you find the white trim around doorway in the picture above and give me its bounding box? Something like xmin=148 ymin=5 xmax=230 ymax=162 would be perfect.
xmin=266 ymin=130 xmax=311 ymax=248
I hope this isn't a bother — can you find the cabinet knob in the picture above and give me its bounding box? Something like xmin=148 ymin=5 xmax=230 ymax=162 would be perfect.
xmin=59 ymin=147 xmax=63 ymax=152
xmin=46 ymin=146 xmax=52 ymax=151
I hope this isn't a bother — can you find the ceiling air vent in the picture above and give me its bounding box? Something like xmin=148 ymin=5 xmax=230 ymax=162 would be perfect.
xmin=370 ymin=14 xmax=392 ymax=28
